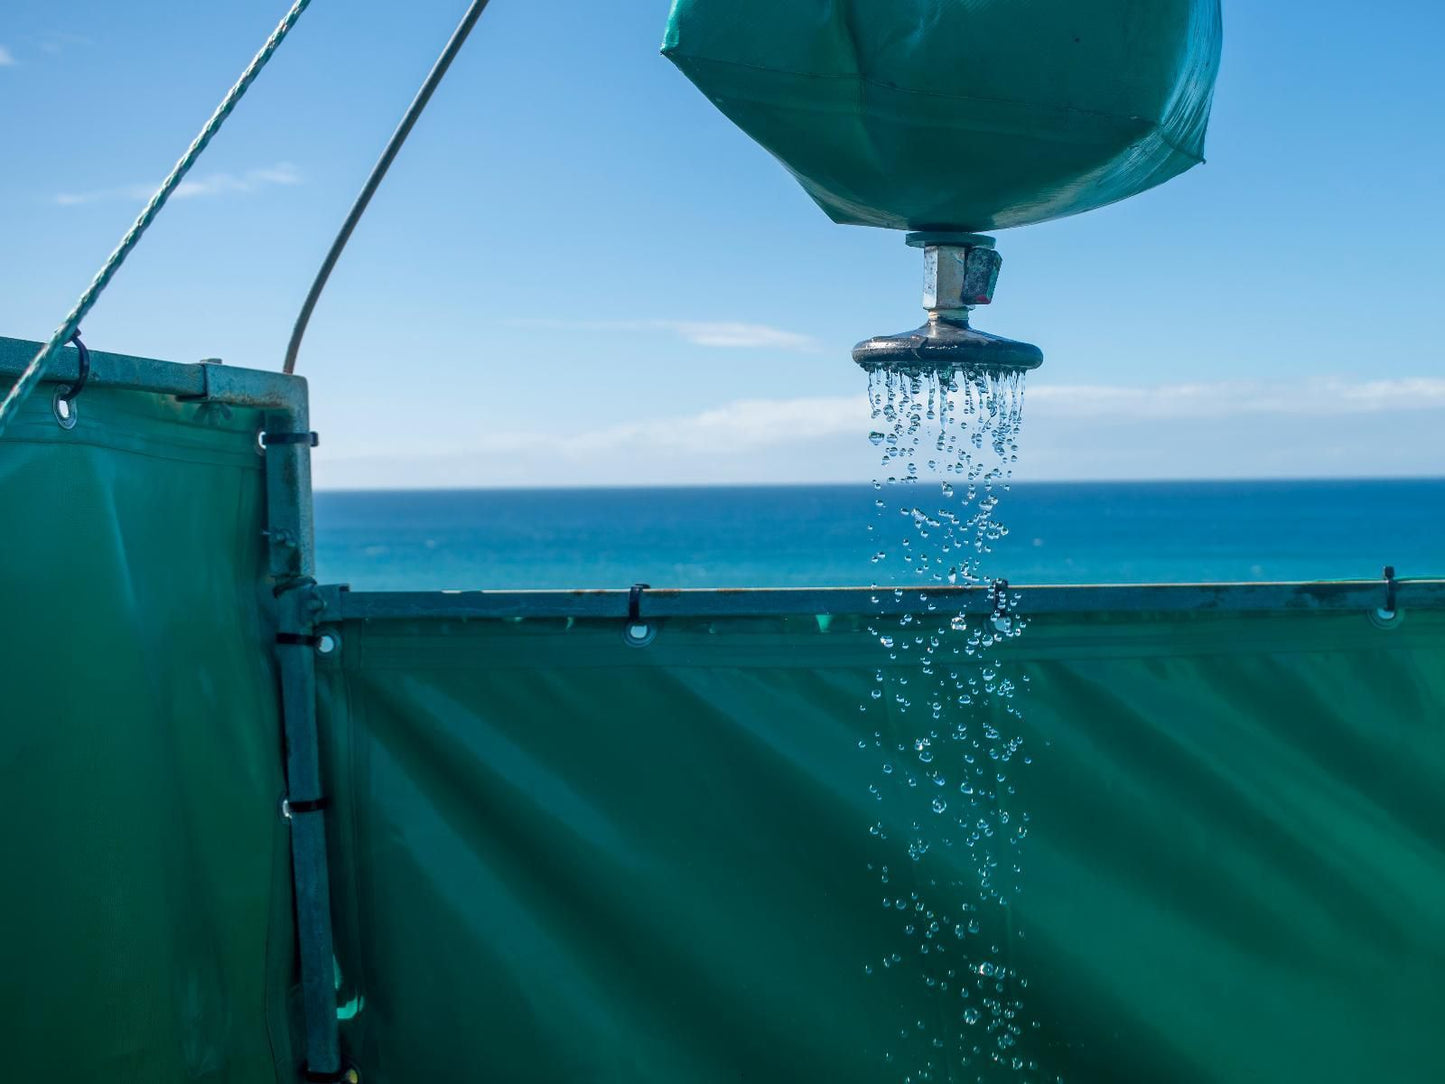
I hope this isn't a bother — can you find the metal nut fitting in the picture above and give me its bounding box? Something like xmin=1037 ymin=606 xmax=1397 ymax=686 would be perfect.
xmin=922 ymin=242 xmax=1002 ymax=315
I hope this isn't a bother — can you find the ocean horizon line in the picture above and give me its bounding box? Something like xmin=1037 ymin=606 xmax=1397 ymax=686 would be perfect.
xmin=315 ymin=475 xmax=1445 ymax=495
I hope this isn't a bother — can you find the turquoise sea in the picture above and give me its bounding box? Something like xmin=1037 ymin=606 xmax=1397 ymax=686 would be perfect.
xmin=314 ymin=478 xmax=1445 ymax=591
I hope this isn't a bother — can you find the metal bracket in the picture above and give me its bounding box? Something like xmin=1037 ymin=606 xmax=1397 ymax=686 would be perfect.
xmin=175 ymin=360 xmax=221 ymax=403
xmin=314 ymin=583 xmax=351 ymax=623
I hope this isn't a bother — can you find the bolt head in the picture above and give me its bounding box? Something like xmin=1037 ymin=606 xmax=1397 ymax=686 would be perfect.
xmin=923 ymin=244 xmax=1002 ymax=312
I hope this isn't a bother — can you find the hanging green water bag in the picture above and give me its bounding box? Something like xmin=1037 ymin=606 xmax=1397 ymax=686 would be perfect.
xmin=662 ymin=0 xmax=1223 ymax=232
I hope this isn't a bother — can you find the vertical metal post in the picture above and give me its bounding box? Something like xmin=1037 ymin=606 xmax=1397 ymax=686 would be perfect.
xmin=263 ymin=390 xmax=343 ymax=1081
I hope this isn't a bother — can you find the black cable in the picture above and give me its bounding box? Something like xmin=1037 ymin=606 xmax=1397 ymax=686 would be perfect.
xmin=283 ymin=0 xmax=493 ymax=375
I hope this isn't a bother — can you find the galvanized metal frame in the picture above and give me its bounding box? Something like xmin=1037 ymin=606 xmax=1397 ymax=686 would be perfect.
xmin=320 ymin=580 xmax=1445 ymax=623
xmin=262 ymin=400 xmax=342 ymax=1081
xmin=0 ymin=336 xmax=301 ymax=409
xmin=1 ymin=335 xmax=341 ymax=1080
xmin=9 ymin=334 xmax=1441 ymax=1081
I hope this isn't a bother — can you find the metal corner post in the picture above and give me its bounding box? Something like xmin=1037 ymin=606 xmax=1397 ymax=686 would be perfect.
xmin=263 ymin=382 xmax=344 ymax=1082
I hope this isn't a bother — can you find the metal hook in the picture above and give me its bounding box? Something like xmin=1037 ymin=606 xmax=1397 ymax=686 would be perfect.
xmin=60 ymin=329 xmax=90 ymax=403
xmin=628 ymin=582 xmax=650 ymax=624
xmin=623 ymin=583 xmax=656 ymax=647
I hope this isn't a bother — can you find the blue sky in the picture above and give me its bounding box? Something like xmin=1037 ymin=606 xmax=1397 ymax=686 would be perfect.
xmin=1 ymin=1 xmax=1441 ymax=487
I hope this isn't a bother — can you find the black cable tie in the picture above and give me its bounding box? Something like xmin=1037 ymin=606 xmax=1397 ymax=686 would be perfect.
xmin=276 ymin=632 xmax=322 ymax=648
xmin=628 ymin=582 xmax=650 ymax=624
xmin=260 ymin=430 xmax=319 ymax=447
xmin=301 ymin=1066 xmax=354 ymax=1084
xmin=284 ymin=796 xmax=330 ymax=816
xmin=1383 ymin=565 xmax=1398 ymax=616
xmin=60 ymin=329 xmax=90 ymax=402
xmin=273 ymin=576 xmax=318 ymax=599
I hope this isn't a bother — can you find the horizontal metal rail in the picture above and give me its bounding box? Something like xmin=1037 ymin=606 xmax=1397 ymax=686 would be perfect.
xmin=0 ymin=335 xmax=304 ymax=412
xmin=322 ymin=580 xmax=1445 ymax=623
xmin=13 ymin=333 xmax=1428 ymax=627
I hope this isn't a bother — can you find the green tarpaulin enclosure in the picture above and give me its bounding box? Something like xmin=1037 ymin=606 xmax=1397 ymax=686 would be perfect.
xmin=0 ymin=349 xmax=293 ymax=1081
xmin=4 ymin=338 xmax=1443 ymax=1082
xmin=318 ymin=606 xmax=1445 ymax=1083
xmin=663 ymin=0 xmax=1223 ymax=231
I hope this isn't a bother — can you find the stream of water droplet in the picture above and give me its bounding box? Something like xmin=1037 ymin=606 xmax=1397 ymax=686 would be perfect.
xmin=860 ymin=368 xmax=1042 ymax=1083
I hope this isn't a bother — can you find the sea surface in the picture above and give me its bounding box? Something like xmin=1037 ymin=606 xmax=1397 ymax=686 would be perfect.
xmin=314 ymin=479 xmax=1445 ymax=591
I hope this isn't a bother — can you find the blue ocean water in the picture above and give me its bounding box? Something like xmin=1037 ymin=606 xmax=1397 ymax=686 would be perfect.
xmin=314 ymin=479 xmax=1445 ymax=591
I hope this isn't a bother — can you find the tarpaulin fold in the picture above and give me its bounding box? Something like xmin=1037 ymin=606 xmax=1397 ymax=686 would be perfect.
xmin=318 ymin=609 xmax=1445 ymax=1083
xmin=0 ymin=381 xmax=293 ymax=1082
xmin=664 ymin=0 xmax=1223 ymax=231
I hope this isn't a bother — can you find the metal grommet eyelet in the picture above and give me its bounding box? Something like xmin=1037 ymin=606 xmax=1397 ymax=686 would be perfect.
xmin=622 ymin=622 xmax=656 ymax=648
xmin=52 ymin=388 xmax=78 ymax=429
xmin=316 ymin=630 xmax=341 ymax=656
xmin=1370 ymin=607 xmax=1403 ymax=630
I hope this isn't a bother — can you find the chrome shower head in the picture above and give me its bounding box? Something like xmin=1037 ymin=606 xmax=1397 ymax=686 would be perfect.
xmin=852 ymin=233 xmax=1043 ymax=376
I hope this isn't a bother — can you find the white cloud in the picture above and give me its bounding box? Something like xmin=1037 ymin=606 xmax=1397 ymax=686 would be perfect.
xmin=39 ymin=33 xmax=92 ymax=56
xmin=1028 ymin=377 xmax=1445 ymax=419
xmin=54 ymin=163 xmax=301 ymax=207
xmin=560 ymin=394 xmax=863 ymax=455
xmin=540 ymin=377 xmax=1445 ymax=458
xmin=511 ymin=318 xmax=819 ymax=353
xmin=313 ymin=375 xmax=1445 ymax=489
xmin=0 ymin=45 xmax=16 ymax=66
xmin=663 ymin=321 xmax=818 ymax=351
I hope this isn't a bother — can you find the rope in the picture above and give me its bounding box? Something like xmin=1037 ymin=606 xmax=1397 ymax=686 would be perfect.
xmin=284 ymin=0 xmax=493 ymax=375
xmin=0 ymin=0 xmax=313 ymax=439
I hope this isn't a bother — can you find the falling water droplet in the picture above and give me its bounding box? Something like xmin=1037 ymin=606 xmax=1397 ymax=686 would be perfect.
xmin=859 ymin=366 xmax=1038 ymax=1077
